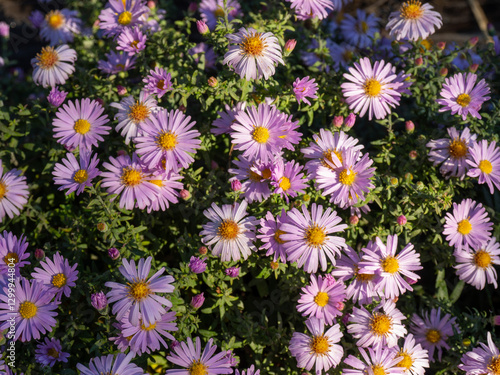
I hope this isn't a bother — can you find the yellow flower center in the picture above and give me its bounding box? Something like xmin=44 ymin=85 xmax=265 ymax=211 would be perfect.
xmin=46 ymin=10 xmax=65 ymax=29
xmin=118 ymin=11 xmax=133 ymax=26
xmin=156 ymin=79 xmax=165 ymax=90
xmin=448 ymin=139 xmax=467 ymax=159
xmin=478 ymin=160 xmax=493 ymax=174
xmin=52 ymin=273 xmax=67 ymax=288
xmin=488 ymin=356 xmax=500 ymax=375
xmin=157 ymin=131 xmax=178 ymax=151
xmin=371 ymin=365 xmax=386 ymax=375
xmin=279 ymin=176 xmax=291 ymax=191
xmin=218 ymin=220 xmax=239 ymax=240
xmin=400 ymin=0 xmax=423 ymax=20
xmin=474 ymin=249 xmax=492 ymax=268
xmin=339 ymin=168 xmax=357 ymax=186
xmin=121 ymin=167 xmax=143 ymax=187
xmin=381 ymin=256 xmax=399 ymax=274
xmin=421 ymin=39 xmax=432 ymax=50
xmin=361 ymin=21 xmax=369 ymax=33
xmin=249 ymin=170 xmax=262 ymax=182
xmin=130 ymin=40 xmax=139 ymax=49
xmin=128 ymin=101 xmax=150 ymax=124
xmin=274 ymin=229 xmax=286 ymax=244
xmin=357 ymin=273 xmax=374 ymax=282
xmin=141 ymin=321 xmax=157 ymax=331
xmin=396 ymin=351 xmax=414 ymax=370
xmin=252 ymin=126 xmax=270 ymax=144
xmin=456 ymin=93 xmax=471 ymax=107
xmin=310 ymin=335 xmax=330 ymax=354
xmin=342 ymin=50 xmax=354 ymax=62
xmin=322 ymin=149 xmax=343 ymax=169
xmin=189 ymin=360 xmax=208 ymax=375
xmin=426 ymin=329 xmax=441 ymax=343
xmin=128 ymin=281 xmax=151 ymax=301
xmin=457 ymin=219 xmax=472 ymax=235
xmin=3 ymin=252 xmax=18 ymax=265
xmin=305 ymin=225 xmax=326 ymax=247
xmin=214 ymin=6 xmax=225 ymax=18
xmin=116 ymin=63 xmax=126 ymax=71
xmin=149 ymin=179 xmax=163 ymax=187
xmin=370 ymin=313 xmax=392 ymax=335
xmin=364 ymin=78 xmax=382 ymax=97
xmin=47 ymin=348 xmax=60 ymax=358
xmin=241 ymin=33 xmax=265 ymax=56
xmin=73 ymin=169 xmax=89 ymax=184
xmin=19 ymin=301 xmax=38 ymax=319
xmin=262 ymin=168 xmax=272 ymax=179
xmin=314 ymin=291 xmax=329 ymax=307
xmin=36 ymin=46 xmax=59 ymax=70
xmin=0 ymin=181 xmax=6 ymax=200
xmin=74 ymin=119 xmax=91 ymax=135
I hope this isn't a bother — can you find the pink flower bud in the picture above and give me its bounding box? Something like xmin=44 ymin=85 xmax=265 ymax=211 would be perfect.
xmin=108 ymin=247 xmax=120 ymax=260
xmin=208 ymin=76 xmax=218 ymax=87
xmin=116 ymin=85 xmax=127 ymax=96
xmin=409 ymin=150 xmax=417 ymax=160
xmin=198 ymin=246 xmax=208 ymax=255
xmin=97 ymin=222 xmax=108 ymax=232
xmin=345 ymin=113 xmax=356 ymax=128
xmin=439 ymin=67 xmax=448 ymax=77
xmin=415 ymin=57 xmax=423 ymax=66
xmin=147 ymin=0 xmax=156 ymax=9
xmin=436 ymin=41 xmax=446 ymax=50
xmin=284 ymin=39 xmax=296 ymax=56
xmin=34 ymin=248 xmax=45 ymax=260
xmin=341 ymin=313 xmax=351 ymax=326
xmin=270 ymin=261 xmax=279 ymax=270
xmin=333 ymin=116 xmax=343 ymax=128
xmin=335 ymin=301 xmax=345 ymax=311
xmin=180 ymin=189 xmax=191 ymax=200
xmin=468 ymin=36 xmax=479 ymax=47
xmin=190 ymin=293 xmax=205 ymax=309
xmin=196 ymin=20 xmax=209 ymax=35
xmin=405 ymin=120 xmax=415 ymax=133
xmin=225 ymin=267 xmax=240 ymax=278
xmin=91 ymin=291 xmax=108 ymax=311
xmin=469 ymin=63 xmax=479 ymax=73
xmin=349 ymin=215 xmax=359 ymax=225
xmin=231 ymin=179 xmax=242 ymax=192
xmin=397 ymin=215 xmax=407 ymax=226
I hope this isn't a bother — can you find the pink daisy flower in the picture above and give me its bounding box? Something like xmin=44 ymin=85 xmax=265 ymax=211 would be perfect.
xmin=344 ymin=346 xmax=405 ymax=375
xmin=98 ymin=0 xmax=149 ymax=38
xmin=278 ymin=112 xmax=302 ymax=151
xmin=459 ymin=332 xmax=500 ymax=375
xmin=297 ymin=274 xmax=346 ymax=325
xmin=386 ymin=1 xmax=442 ymax=41
xmin=0 ymin=230 xmax=30 ymax=275
xmin=145 ymin=170 xmax=183 ymax=213
xmin=257 ymin=209 xmax=289 ymax=262
xmin=289 ymin=317 xmax=344 ymax=374
xmin=200 ymin=200 xmax=258 ymax=262
xmin=285 ymin=0 xmax=335 ymax=20
xmin=35 ymin=337 xmax=70 ymax=367
xmin=52 ymin=151 xmax=100 ymax=195
xmin=293 ymin=76 xmax=318 ymax=105
xmin=270 ymin=159 xmax=308 ymax=203
xmin=348 ymin=298 xmax=407 ymax=348
xmin=228 ymin=155 xmax=273 ymax=203
xmin=98 ymin=50 xmax=137 ymax=74
xmin=436 ymin=73 xmax=491 ymax=120
xmin=236 ymin=365 xmax=259 ymax=375
xmin=31 ymin=44 xmax=77 ymax=88
xmin=453 ymin=237 xmax=500 ymax=290
xmin=77 ymin=352 xmax=143 ymax=375
xmin=211 ymin=102 xmax=246 ymax=136
xmin=410 ymin=308 xmax=460 ymax=362
xmin=443 ymin=198 xmax=493 ymax=252
xmin=0 ymin=160 xmax=29 ymax=223
xmin=40 ymin=9 xmax=81 ymax=46
xmin=142 ymin=67 xmax=173 ymax=98
xmin=426 ymin=127 xmax=477 ymax=180
xmin=116 ymin=26 xmax=147 ymax=55
xmin=394 ymin=334 xmax=430 ymax=375
xmin=467 ymin=139 xmax=500 ymax=194
xmin=281 ymin=203 xmax=347 ymax=273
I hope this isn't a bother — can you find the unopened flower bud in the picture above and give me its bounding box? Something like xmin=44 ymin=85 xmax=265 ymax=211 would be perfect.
xmin=211 ymin=160 xmax=219 ymax=170
xmin=208 ymin=76 xmax=218 ymax=87
xmin=349 ymin=215 xmax=359 ymax=225
xmin=270 ymin=261 xmax=279 ymax=270
xmin=390 ymin=177 xmax=399 ymax=186
xmin=0 ymin=22 xmax=8 ymax=39
xmin=97 ymin=222 xmax=108 ymax=232
xmin=333 ymin=116 xmax=343 ymax=128
xmin=341 ymin=313 xmax=351 ymax=325
xmin=188 ymin=2 xmax=198 ymax=13
xmin=469 ymin=63 xmax=479 ymax=73
xmin=397 ymin=215 xmax=407 ymax=226
xmin=487 ymin=23 xmax=495 ymax=36
xmin=108 ymin=247 xmax=120 ymax=260
xmin=409 ymin=150 xmax=418 ymax=160
xmin=468 ymin=36 xmax=479 ymax=47
xmin=345 ymin=113 xmax=356 ymax=128
xmin=190 ymin=293 xmax=205 ymax=309
xmin=405 ymin=120 xmax=415 ymax=133
xmin=117 ymin=85 xmax=127 ymax=96
xmin=198 ymin=246 xmax=208 ymax=255
xmin=415 ymin=57 xmax=423 ymax=66
xmin=335 ymin=301 xmax=345 ymax=311
xmin=225 ymin=267 xmax=240 ymax=278
xmin=147 ymin=0 xmax=156 ymax=9
xmin=405 ymin=173 xmax=413 ymax=181
xmin=284 ymin=39 xmax=297 ymax=56
xmin=94 ymin=98 xmax=105 ymax=107
xmin=189 ymin=256 xmax=207 ymax=274
xmin=197 ymin=20 xmax=209 ymax=35
xmin=302 ymin=194 xmax=310 ymax=202
xmin=436 ymin=41 xmax=446 ymax=50
xmin=35 ymin=248 xmax=45 ymax=260
xmin=91 ymin=291 xmax=108 ymax=311
xmin=462 ymin=338 xmax=471 ymax=347
xmin=439 ymin=67 xmax=448 ymax=77
xmin=231 ymin=179 xmax=242 ymax=191
xmin=180 ymin=189 xmax=191 ymax=200
xmin=117 ymin=149 xmax=128 ymax=157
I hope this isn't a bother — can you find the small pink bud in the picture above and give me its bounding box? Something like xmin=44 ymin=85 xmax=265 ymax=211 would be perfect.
xmin=415 ymin=57 xmax=423 ymax=66
xmin=397 ymin=215 xmax=407 ymax=226
xmin=270 ymin=261 xmax=279 ymax=270
xmin=188 ymin=2 xmax=198 ymax=12
xmin=198 ymin=246 xmax=208 ymax=255
xmin=116 ymin=85 xmax=127 ymax=96
xmin=108 ymin=247 xmax=120 ymax=260
xmin=468 ymin=36 xmax=479 ymax=47
xmin=405 ymin=120 xmax=415 ymax=133
xmin=208 ymin=76 xmax=218 ymax=87
xmin=91 ymin=292 xmax=108 ymax=311
xmin=196 ymin=20 xmax=209 ymax=35
xmin=147 ymin=0 xmax=156 ymax=9
xmin=345 ymin=113 xmax=356 ymax=128
xmin=211 ymin=160 xmax=219 ymax=170
xmin=180 ymin=189 xmax=191 ymax=200
xmin=284 ymin=39 xmax=297 ymax=56
xmin=439 ymin=67 xmax=448 ymax=77
xmin=437 ymin=41 xmax=446 ymax=50
xmin=469 ymin=63 xmax=479 ymax=73
xmin=349 ymin=215 xmax=359 ymax=225
xmin=190 ymin=293 xmax=205 ymax=309
xmin=231 ymin=179 xmax=242 ymax=191
xmin=333 ymin=116 xmax=344 ymax=128
xmin=94 ymin=98 xmax=105 ymax=107
xmin=493 ymin=315 xmax=500 ymax=325
xmin=34 ymin=248 xmax=45 ymax=260
xmin=409 ymin=150 xmax=418 ymax=160
xmin=335 ymin=301 xmax=345 ymax=311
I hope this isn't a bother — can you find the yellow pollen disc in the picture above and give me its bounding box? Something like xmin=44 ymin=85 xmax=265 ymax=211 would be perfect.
xmin=156 ymin=79 xmax=165 ymax=90
xmin=421 ymin=39 xmax=432 ymax=50
xmin=305 ymin=225 xmax=326 ymax=247
xmin=397 ymin=351 xmax=414 ymax=370
xmin=149 ymin=179 xmax=163 ymax=187
xmin=364 ymin=78 xmax=382 ymax=97
xmin=322 ymin=149 xmax=343 ymax=169
xmin=357 ymin=273 xmax=374 ymax=282
xmin=274 ymin=229 xmax=286 ymax=244
xmin=372 ymin=365 xmax=386 ymax=375
xmin=488 ymin=356 xmax=500 ymax=375
xmin=426 ymin=329 xmax=441 ymax=343
xmin=339 ymin=168 xmax=357 ymax=186
xmin=141 ymin=321 xmax=157 ymax=331
xmin=314 ymin=291 xmax=329 ymax=307
xmin=214 ymin=6 xmax=225 ymax=18
xmin=157 ymin=131 xmax=178 ymax=151
xmin=36 ymin=46 xmax=59 ymax=70
xmin=51 ymin=273 xmax=67 ymax=288
xmin=479 ymin=160 xmax=493 ymax=174
xmin=343 ymin=50 xmax=354 ymax=62
xmin=474 ymin=249 xmax=492 ymax=268
xmin=73 ymin=169 xmax=89 ymax=184
xmin=74 ymin=119 xmax=91 ymax=135
xmin=128 ymin=281 xmax=151 ymax=301
xmin=46 ymin=11 xmax=65 ymax=29
xmin=218 ymin=220 xmax=239 ymax=240
xmin=3 ymin=252 xmax=19 ymax=265
xmin=47 ymin=348 xmax=60 ymax=359
xmin=241 ymin=33 xmax=265 ymax=56
xmin=128 ymin=101 xmax=150 ymax=124
xmin=189 ymin=360 xmax=208 ymax=375
xmin=121 ymin=167 xmax=143 ymax=187
xmin=381 ymin=256 xmax=399 ymax=274
xmin=370 ymin=313 xmax=392 ymax=335
xmin=310 ymin=334 xmax=330 ymax=354
xmin=116 ymin=63 xmax=126 ymax=70
xmin=456 ymin=93 xmax=471 ymax=107
xmin=361 ymin=21 xmax=368 ymax=33
xmin=19 ymin=301 xmax=38 ymax=319
xmin=400 ymin=0 xmax=423 ymax=20
xmin=249 ymin=170 xmax=262 ymax=182
xmin=130 ymin=40 xmax=139 ymax=49
xmin=252 ymin=126 xmax=270 ymax=144
xmin=448 ymin=139 xmax=467 ymax=159
xmin=457 ymin=219 xmax=472 ymax=235
xmin=0 ymin=181 xmax=6 ymax=200
xmin=262 ymin=168 xmax=272 ymax=179
xmin=279 ymin=176 xmax=291 ymax=191
xmin=118 ymin=11 xmax=133 ymax=26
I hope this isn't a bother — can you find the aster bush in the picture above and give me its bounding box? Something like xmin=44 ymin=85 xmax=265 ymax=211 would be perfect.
xmin=0 ymin=0 xmax=500 ymax=374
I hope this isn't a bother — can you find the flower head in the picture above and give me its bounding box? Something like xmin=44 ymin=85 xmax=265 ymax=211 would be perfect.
xmin=466 ymin=139 xmax=500 ymax=194
xmin=459 ymin=332 xmax=500 ymax=375
xmin=53 ymin=151 xmax=100 ymax=195
xmin=0 ymin=231 xmax=30 ymax=275
xmin=117 ymin=26 xmax=147 ymax=55
xmin=189 ymin=256 xmax=207 ymax=274
xmin=0 ymin=161 xmax=29 ymax=223
xmin=286 ymin=0 xmax=335 ymax=20
xmin=293 ymin=76 xmax=318 ymax=105
xmin=31 ymin=44 xmax=77 ymax=88
xmin=31 ymin=252 xmax=78 ymax=301
xmin=77 ymin=352 xmax=144 ymax=375
xmin=98 ymin=0 xmax=149 ymax=38
xmin=387 ymin=1 xmax=442 ymax=41
xmin=340 ymin=9 xmax=379 ymax=48
xmin=91 ymin=291 xmax=108 ymax=311
xmin=35 ymin=337 xmax=70 ymax=367
xmin=98 ymin=50 xmax=137 ymax=74
xmin=270 ymin=159 xmax=309 ymax=202
xmin=142 ymin=67 xmax=173 ymax=98
xmin=257 ymin=209 xmax=289 ymax=262
xmin=47 ymin=86 xmax=68 ymax=107
xmin=343 ymin=346 xmax=405 ymax=375
xmin=394 ymin=333 xmax=429 ymax=375
xmin=40 ymin=9 xmax=81 ymax=45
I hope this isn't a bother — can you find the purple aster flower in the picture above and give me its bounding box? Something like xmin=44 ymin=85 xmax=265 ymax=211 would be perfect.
xmin=0 ymin=277 xmax=58 ymax=342
xmin=358 ymin=234 xmax=422 ymax=299
xmin=29 ymin=10 xmax=44 ymax=28
xmin=189 ymin=256 xmax=207 ymax=273
xmin=35 ymin=337 xmax=70 ymax=367
xmin=31 ymin=252 xmax=78 ymax=301
xmin=341 ymin=57 xmax=407 ymax=121
xmin=47 ymin=86 xmax=68 ymax=107
xmin=228 ymin=155 xmax=274 ymax=203
xmin=443 ymin=198 xmax=493 ymax=252
xmin=467 ymin=139 xmax=500 ymax=194
xmin=211 ymin=102 xmax=246 ymax=136
xmin=223 ymin=27 xmax=284 ymax=80
xmin=52 ymin=151 xmax=100 ymax=195
xmin=77 ymin=352 xmax=144 ymax=375
xmin=199 ymin=0 xmax=241 ymax=30
xmin=278 ymin=112 xmax=302 ymax=151
xmin=191 ymin=293 xmax=205 ymax=309
xmin=281 ymin=203 xmax=347 ymax=273
xmin=0 ymin=160 xmax=29 ymax=223
xmin=386 ymin=1 xmax=442 ymax=41
xmin=297 ymin=274 xmax=346 ymax=325
xmin=142 ymin=67 xmax=173 ymax=98
xmin=293 ymin=76 xmax=318 ymax=105
xmin=257 ymin=209 xmax=289 ymax=262
xmin=289 ymin=317 xmax=344 ymax=374
xmin=426 ymin=127 xmax=477 ymax=179
xmin=40 ymin=9 xmax=81 ymax=46
xmin=0 ymin=231 xmax=30 ymax=275
xmin=225 ymin=267 xmax=240 ymax=277
xmin=110 ymin=91 xmax=158 ymax=144
xmin=98 ymin=50 xmax=137 ymax=74
xmin=393 ymin=333 xmax=429 ymax=375
xmin=117 ymin=26 xmax=147 ymax=55
xmin=109 ymin=247 xmax=120 ymax=260
xmin=329 ymin=42 xmax=357 ymax=71
xmin=146 ymin=169 xmax=183 ymax=212
xmin=453 ymin=237 xmax=500 ymax=290
xmin=410 ymin=308 xmax=460 ymax=362
xmin=91 ymin=291 xmax=108 ymax=311
xmin=344 ymin=346 xmax=405 ymax=375
xmin=236 ymin=365 xmax=260 ymax=375
xmin=98 ymin=0 xmax=149 ymax=38
xmin=52 ymin=98 xmax=111 ymax=151
xmin=31 ymin=44 xmax=77 ymax=88
xmin=200 ymin=200 xmax=258 ymax=262
xmin=459 ymin=332 xmax=500 ymax=375
xmin=285 ymin=0 xmax=334 ymax=20
xmin=189 ymin=43 xmax=217 ymax=71
xmin=105 ymin=256 xmax=175 ymax=326
xmin=134 ymin=109 xmax=201 ymax=172
xmin=270 ymin=159 xmax=308 ymax=202
xmin=436 ymin=73 xmax=490 ymax=120
xmin=340 ymin=9 xmax=379 ymax=48
xmin=348 ymin=298 xmax=407 ymax=348
xmin=166 ymin=337 xmax=233 ymax=375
